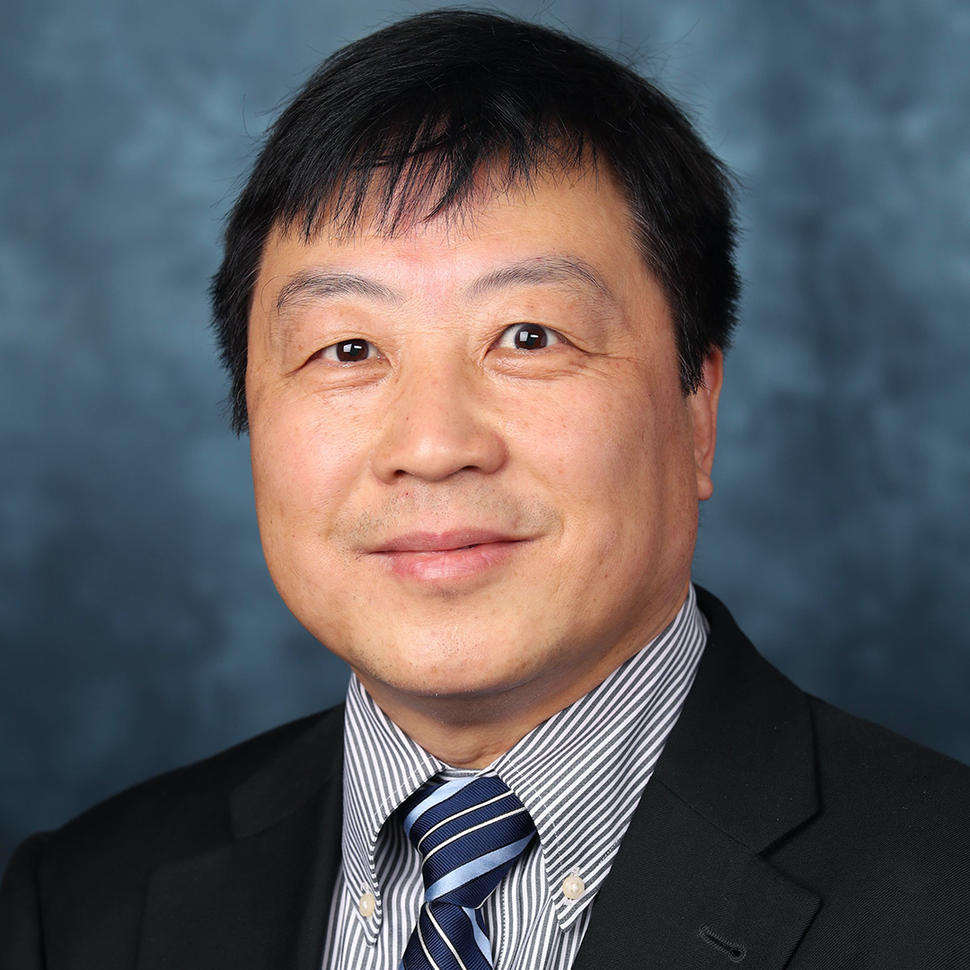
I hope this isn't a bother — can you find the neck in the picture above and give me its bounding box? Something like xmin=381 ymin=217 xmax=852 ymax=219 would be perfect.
xmin=354 ymin=586 xmax=692 ymax=768
xmin=355 ymin=638 xmax=659 ymax=768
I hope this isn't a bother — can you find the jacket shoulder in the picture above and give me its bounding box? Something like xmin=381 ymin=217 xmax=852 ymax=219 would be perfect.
xmin=1 ymin=706 xmax=344 ymax=970
xmin=14 ymin=705 xmax=343 ymax=886
xmin=807 ymin=693 xmax=970 ymax=843
xmin=773 ymin=696 xmax=970 ymax=965
xmin=695 ymin=588 xmax=970 ymax=963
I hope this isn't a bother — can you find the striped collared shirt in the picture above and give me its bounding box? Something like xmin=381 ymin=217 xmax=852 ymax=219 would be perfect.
xmin=321 ymin=584 xmax=708 ymax=970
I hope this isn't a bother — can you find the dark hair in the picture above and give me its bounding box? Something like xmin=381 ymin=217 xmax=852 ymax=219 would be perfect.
xmin=211 ymin=9 xmax=739 ymax=434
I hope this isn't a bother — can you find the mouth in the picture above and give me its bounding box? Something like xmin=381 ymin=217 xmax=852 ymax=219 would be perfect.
xmin=374 ymin=529 xmax=517 ymax=553
xmin=370 ymin=530 xmax=525 ymax=582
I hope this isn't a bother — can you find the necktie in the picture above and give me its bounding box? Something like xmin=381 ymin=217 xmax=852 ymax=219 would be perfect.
xmin=398 ymin=774 xmax=536 ymax=970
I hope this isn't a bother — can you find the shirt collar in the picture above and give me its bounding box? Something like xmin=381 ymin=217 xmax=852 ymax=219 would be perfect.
xmin=340 ymin=584 xmax=707 ymax=934
xmin=492 ymin=584 xmax=707 ymax=928
xmin=340 ymin=676 xmax=441 ymax=934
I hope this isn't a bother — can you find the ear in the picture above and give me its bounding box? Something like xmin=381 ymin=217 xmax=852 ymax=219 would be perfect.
xmin=687 ymin=350 xmax=723 ymax=502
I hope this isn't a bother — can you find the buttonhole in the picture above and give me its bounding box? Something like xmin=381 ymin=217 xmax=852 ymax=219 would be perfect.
xmin=698 ymin=925 xmax=746 ymax=962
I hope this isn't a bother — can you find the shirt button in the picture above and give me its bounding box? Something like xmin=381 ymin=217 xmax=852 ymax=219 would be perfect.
xmin=358 ymin=892 xmax=376 ymax=918
xmin=562 ymin=873 xmax=585 ymax=900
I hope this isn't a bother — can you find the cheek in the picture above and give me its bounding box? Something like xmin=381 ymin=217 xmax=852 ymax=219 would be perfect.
xmin=521 ymin=381 xmax=695 ymax=565
xmin=518 ymin=381 xmax=677 ymax=500
xmin=250 ymin=401 xmax=363 ymax=541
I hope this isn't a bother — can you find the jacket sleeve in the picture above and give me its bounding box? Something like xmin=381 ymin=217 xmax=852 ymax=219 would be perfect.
xmin=0 ymin=834 xmax=50 ymax=970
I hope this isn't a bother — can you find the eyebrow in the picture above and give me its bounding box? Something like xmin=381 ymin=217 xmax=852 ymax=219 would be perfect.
xmin=275 ymin=271 xmax=402 ymax=314
xmin=274 ymin=253 xmax=614 ymax=317
xmin=464 ymin=255 xmax=614 ymax=301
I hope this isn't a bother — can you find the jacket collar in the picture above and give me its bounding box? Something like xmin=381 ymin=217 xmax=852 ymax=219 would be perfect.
xmin=574 ymin=587 xmax=822 ymax=969
xmin=229 ymin=705 xmax=345 ymax=839
xmin=659 ymin=587 xmax=819 ymax=852
xmin=136 ymin=706 xmax=345 ymax=970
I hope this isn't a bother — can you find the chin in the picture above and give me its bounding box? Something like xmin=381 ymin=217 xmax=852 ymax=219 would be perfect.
xmin=364 ymin=650 xmax=531 ymax=703
xmin=404 ymin=669 xmax=520 ymax=701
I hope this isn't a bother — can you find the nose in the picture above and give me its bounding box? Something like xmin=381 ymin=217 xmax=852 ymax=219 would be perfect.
xmin=370 ymin=363 xmax=508 ymax=483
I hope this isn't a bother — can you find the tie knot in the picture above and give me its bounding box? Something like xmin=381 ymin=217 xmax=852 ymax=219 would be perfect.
xmin=400 ymin=775 xmax=535 ymax=908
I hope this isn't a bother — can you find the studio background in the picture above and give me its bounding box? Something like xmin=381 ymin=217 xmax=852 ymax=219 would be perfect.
xmin=2 ymin=0 xmax=968 ymax=870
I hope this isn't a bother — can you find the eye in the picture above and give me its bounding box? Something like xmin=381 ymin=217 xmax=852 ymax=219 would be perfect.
xmin=315 ymin=339 xmax=376 ymax=363
xmin=496 ymin=323 xmax=562 ymax=350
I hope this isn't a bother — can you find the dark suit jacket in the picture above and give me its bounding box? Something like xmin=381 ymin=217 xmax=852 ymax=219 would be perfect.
xmin=2 ymin=589 xmax=969 ymax=969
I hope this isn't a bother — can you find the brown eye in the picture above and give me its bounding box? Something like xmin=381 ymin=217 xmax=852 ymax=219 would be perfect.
xmin=515 ymin=325 xmax=547 ymax=349
xmin=498 ymin=324 xmax=561 ymax=350
xmin=321 ymin=339 xmax=374 ymax=362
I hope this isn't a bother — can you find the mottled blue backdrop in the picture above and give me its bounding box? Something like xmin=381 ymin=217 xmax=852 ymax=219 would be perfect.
xmin=2 ymin=0 xmax=969 ymax=868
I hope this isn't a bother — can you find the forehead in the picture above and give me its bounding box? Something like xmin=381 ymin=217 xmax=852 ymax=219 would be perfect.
xmin=253 ymin=165 xmax=647 ymax=307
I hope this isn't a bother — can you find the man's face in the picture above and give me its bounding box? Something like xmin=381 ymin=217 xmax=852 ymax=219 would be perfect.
xmin=246 ymin=167 xmax=720 ymax=735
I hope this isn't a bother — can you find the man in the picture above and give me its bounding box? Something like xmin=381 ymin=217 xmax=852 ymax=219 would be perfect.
xmin=2 ymin=9 xmax=968 ymax=969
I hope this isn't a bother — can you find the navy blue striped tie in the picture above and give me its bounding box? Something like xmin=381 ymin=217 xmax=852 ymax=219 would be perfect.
xmin=398 ymin=774 xmax=536 ymax=970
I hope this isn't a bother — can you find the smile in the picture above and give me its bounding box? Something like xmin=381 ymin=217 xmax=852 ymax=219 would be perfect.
xmin=371 ymin=530 xmax=524 ymax=582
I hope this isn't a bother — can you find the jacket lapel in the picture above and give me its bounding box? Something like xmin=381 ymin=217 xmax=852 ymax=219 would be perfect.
xmin=135 ymin=707 xmax=345 ymax=970
xmin=574 ymin=589 xmax=822 ymax=969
